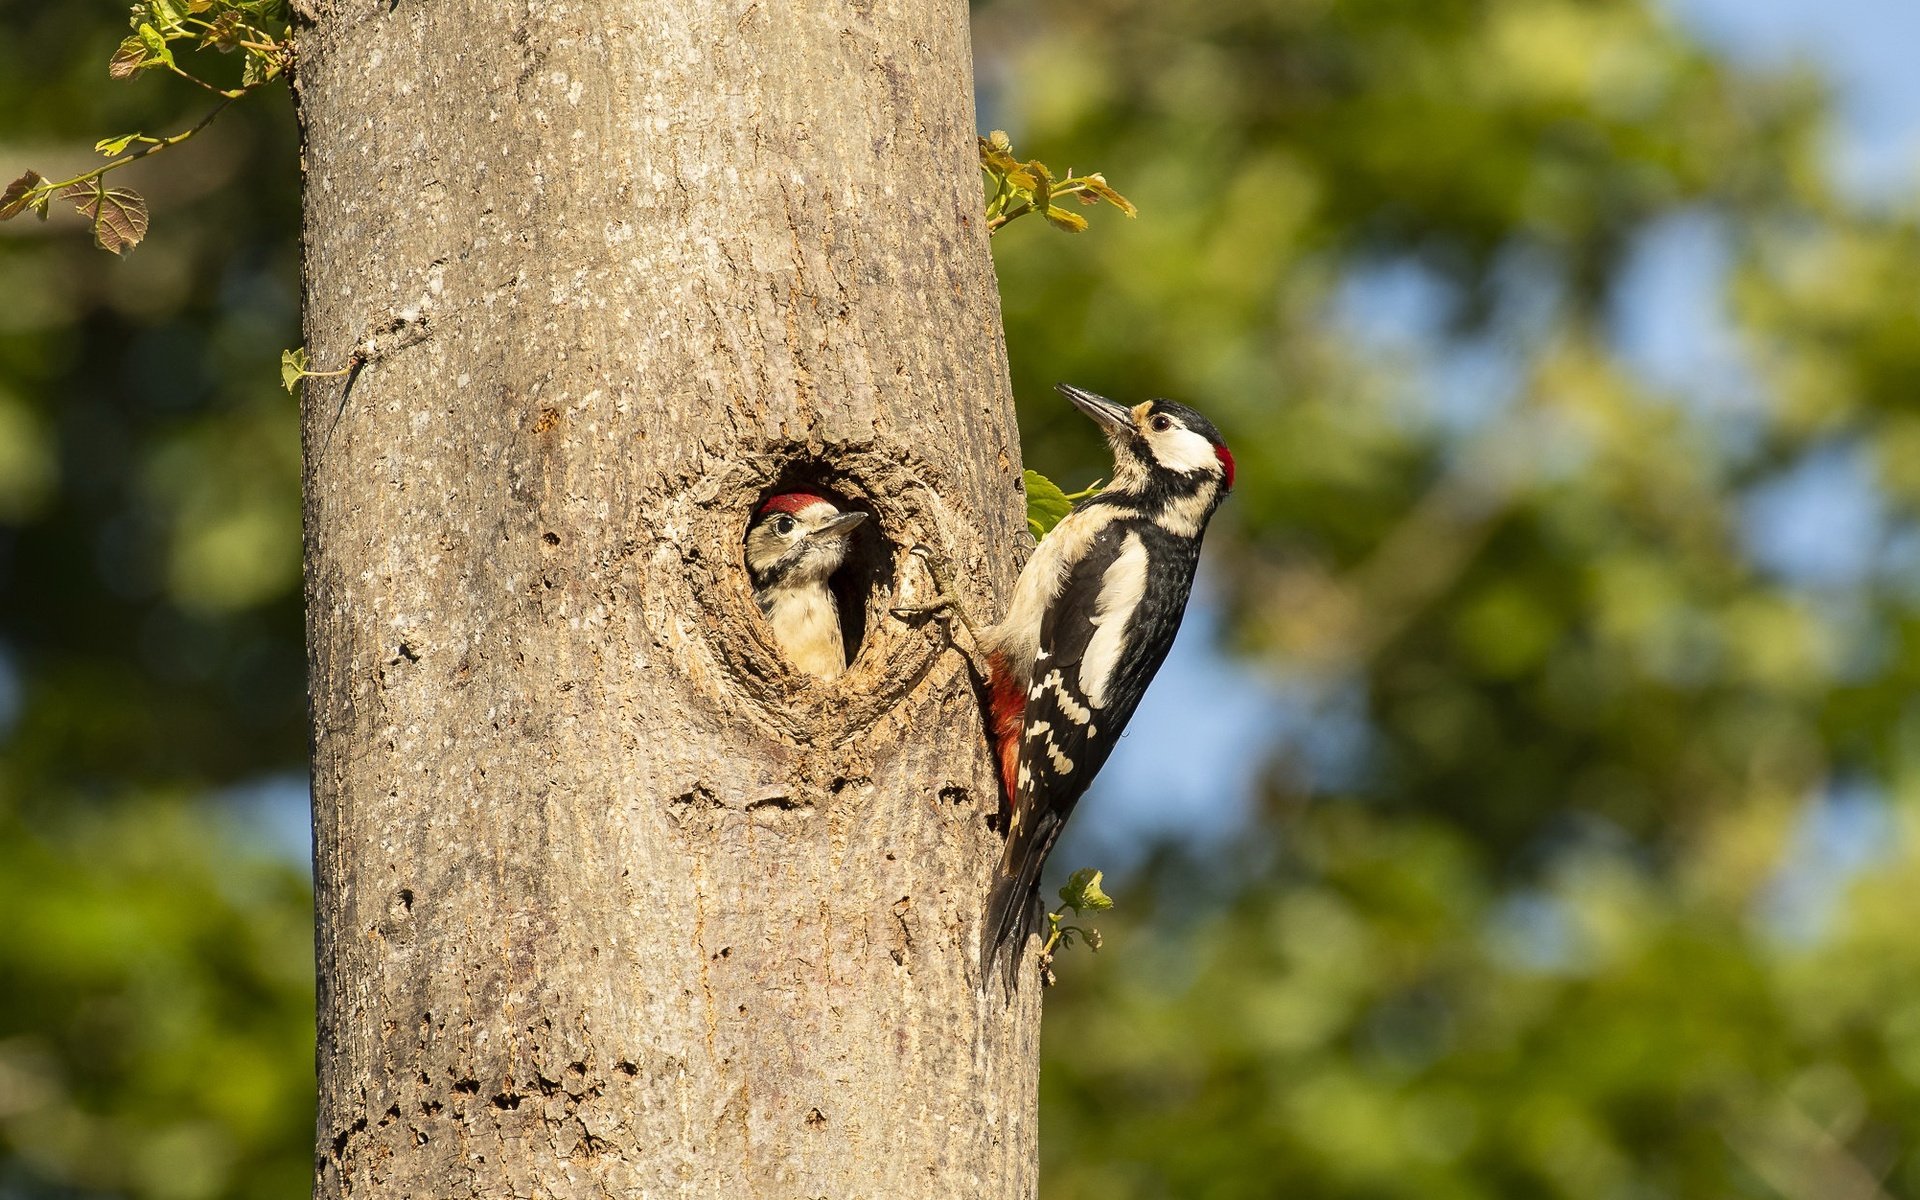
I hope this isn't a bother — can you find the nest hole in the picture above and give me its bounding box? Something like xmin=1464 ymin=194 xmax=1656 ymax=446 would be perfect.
xmin=746 ymin=468 xmax=895 ymax=676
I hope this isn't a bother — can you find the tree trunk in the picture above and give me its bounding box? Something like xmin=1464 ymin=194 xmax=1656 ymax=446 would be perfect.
xmin=293 ymin=1 xmax=1039 ymax=1195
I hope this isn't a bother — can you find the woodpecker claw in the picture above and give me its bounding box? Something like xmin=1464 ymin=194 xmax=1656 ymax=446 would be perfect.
xmin=891 ymin=545 xmax=988 ymax=672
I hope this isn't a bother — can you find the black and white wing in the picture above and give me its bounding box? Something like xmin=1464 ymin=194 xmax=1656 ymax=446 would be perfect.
xmin=981 ymin=520 xmax=1198 ymax=977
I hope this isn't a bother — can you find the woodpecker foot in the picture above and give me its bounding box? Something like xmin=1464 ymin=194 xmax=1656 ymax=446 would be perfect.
xmin=891 ymin=546 xmax=989 ymax=672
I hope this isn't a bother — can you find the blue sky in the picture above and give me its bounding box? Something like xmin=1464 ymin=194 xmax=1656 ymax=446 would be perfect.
xmin=1067 ymin=0 xmax=1920 ymax=879
xmin=1676 ymin=0 xmax=1920 ymax=198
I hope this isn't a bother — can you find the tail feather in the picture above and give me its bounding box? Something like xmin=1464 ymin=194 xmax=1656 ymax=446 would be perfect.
xmin=979 ymin=810 xmax=1061 ymax=988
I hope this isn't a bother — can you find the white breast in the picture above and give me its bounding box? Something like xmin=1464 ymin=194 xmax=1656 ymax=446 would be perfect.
xmin=765 ymin=585 xmax=848 ymax=678
xmin=985 ymin=504 xmax=1126 ymax=687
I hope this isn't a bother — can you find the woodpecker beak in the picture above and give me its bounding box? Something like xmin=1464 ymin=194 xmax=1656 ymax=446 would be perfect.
xmin=1057 ymin=383 xmax=1133 ymax=436
xmin=813 ymin=512 xmax=867 ymax=539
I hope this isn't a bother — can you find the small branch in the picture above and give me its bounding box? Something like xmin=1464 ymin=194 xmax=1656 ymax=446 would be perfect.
xmin=40 ymin=94 xmax=237 ymax=194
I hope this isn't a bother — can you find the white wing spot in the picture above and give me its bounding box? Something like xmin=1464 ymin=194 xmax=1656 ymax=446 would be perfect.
xmin=1080 ymin=533 xmax=1151 ymax=709
xmin=1025 ymin=720 xmax=1053 ymax=741
xmin=1045 ymin=738 xmax=1074 ymax=775
xmin=1044 ymin=670 xmax=1092 ymax=725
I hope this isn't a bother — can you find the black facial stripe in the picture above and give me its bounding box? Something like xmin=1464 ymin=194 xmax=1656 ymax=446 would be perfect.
xmin=1143 ymin=399 xmax=1226 ymax=448
xmin=750 ymin=551 xmax=799 ymax=593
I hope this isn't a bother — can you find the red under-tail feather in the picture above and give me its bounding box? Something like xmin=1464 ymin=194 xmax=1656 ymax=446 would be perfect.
xmin=984 ymin=651 xmax=1024 ymax=809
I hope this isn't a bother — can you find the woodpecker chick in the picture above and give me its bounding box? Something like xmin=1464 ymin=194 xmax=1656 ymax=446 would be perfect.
xmin=746 ymin=493 xmax=868 ymax=679
xmin=980 ymin=384 xmax=1234 ymax=982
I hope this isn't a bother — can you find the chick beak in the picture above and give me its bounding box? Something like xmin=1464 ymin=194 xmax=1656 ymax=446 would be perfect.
xmin=1056 ymin=383 xmax=1133 ymax=436
xmin=813 ymin=512 xmax=867 ymax=540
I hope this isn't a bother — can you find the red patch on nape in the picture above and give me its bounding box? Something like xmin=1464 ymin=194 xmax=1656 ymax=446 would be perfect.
xmin=759 ymin=492 xmax=831 ymax=516
xmin=1214 ymin=445 xmax=1236 ymax=490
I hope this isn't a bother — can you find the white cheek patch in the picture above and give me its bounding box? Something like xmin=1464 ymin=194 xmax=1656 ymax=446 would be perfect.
xmin=1151 ymin=426 xmax=1221 ymax=475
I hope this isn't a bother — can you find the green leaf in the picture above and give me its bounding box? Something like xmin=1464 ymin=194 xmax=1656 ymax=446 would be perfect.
xmin=241 ymin=46 xmax=284 ymax=86
xmin=1025 ymin=469 xmax=1074 ymax=539
xmin=94 ymin=133 xmax=142 ymax=157
xmin=136 ymin=23 xmax=176 ymax=69
xmin=0 ymin=171 xmax=44 ymax=222
xmin=108 ymin=36 xmax=150 ymax=79
xmin=280 ymin=347 xmax=307 ymax=393
xmin=59 ymin=181 xmax=150 ymax=255
xmin=146 ymin=0 xmax=186 ymax=30
xmin=980 ymin=142 xmax=1021 ymax=176
xmin=1044 ymin=206 xmax=1090 ymax=233
xmin=199 ymin=10 xmax=243 ymax=50
xmin=1078 ymin=173 xmax=1138 ymax=218
xmin=1059 ymin=867 xmax=1113 ymax=914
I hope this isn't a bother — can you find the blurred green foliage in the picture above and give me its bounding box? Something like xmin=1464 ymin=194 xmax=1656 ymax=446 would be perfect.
xmin=977 ymin=0 xmax=1920 ymax=1195
xmin=7 ymin=0 xmax=1920 ymax=1195
xmin=0 ymin=1 xmax=308 ymax=1194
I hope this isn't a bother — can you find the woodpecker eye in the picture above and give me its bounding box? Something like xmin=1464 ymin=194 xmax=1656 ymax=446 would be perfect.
xmin=772 ymin=515 xmax=795 ymax=535
xmin=1150 ymin=414 xmax=1174 ymax=433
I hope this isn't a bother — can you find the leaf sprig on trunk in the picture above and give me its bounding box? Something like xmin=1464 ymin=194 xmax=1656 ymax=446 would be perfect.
xmin=1040 ymin=868 xmax=1114 ymax=986
xmin=1024 ymin=469 xmax=1103 ymax=540
xmin=981 ymin=130 xmax=1137 ymax=237
xmin=0 ymin=0 xmax=293 ymax=254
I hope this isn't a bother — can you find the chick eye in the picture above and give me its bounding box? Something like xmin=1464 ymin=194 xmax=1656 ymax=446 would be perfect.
xmin=1150 ymin=414 xmax=1174 ymax=433
xmin=773 ymin=515 xmax=795 ymax=535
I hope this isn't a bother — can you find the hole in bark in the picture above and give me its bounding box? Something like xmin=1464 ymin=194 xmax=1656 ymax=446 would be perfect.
xmin=745 ymin=470 xmax=891 ymax=678
xmin=614 ymin=1060 xmax=638 ymax=1076
xmin=398 ymin=887 xmax=413 ymax=911
xmin=453 ymin=1078 xmax=480 ymax=1094
xmin=331 ymin=1117 xmax=365 ymax=1156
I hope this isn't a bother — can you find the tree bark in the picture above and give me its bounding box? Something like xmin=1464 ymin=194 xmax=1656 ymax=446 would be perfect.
xmin=294 ymin=1 xmax=1039 ymax=1195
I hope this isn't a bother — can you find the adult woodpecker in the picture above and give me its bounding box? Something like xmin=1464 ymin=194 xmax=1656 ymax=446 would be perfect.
xmin=746 ymin=493 xmax=868 ymax=679
xmin=978 ymin=384 xmax=1235 ymax=980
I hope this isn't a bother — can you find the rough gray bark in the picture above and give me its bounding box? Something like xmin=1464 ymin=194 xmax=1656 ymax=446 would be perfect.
xmin=294 ymin=1 xmax=1040 ymax=1195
